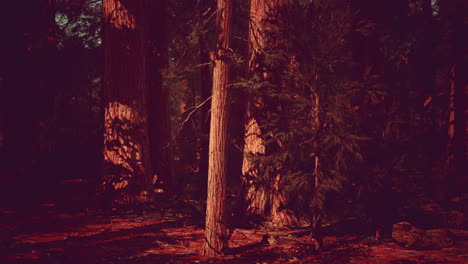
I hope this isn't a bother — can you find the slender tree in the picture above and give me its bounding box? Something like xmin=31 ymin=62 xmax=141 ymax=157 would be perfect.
xmin=245 ymin=1 xmax=385 ymax=249
xmin=101 ymin=0 xmax=153 ymax=207
xmin=203 ymin=0 xmax=233 ymax=256
xmin=439 ymin=0 xmax=467 ymax=197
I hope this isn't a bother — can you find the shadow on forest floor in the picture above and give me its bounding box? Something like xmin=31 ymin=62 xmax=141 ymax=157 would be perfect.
xmin=1 ymin=208 xmax=467 ymax=264
xmin=0 ymin=180 xmax=467 ymax=264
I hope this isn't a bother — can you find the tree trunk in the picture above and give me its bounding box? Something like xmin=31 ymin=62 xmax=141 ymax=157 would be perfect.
xmin=203 ymin=0 xmax=233 ymax=257
xmin=310 ymin=84 xmax=323 ymax=250
xmin=102 ymin=0 xmax=153 ymax=207
xmin=444 ymin=66 xmax=456 ymax=197
xmin=439 ymin=0 xmax=467 ymax=198
xmin=240 ymin=0 xmax=298 ymax=228
xmin=241 ymin=0 xmax=269 ymax=221
xmin=143 ymin=0 xmax=173 ymax=193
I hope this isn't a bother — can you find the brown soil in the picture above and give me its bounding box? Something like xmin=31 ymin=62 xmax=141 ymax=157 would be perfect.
xmin=1 ymin=206 xmax=467 ymax=264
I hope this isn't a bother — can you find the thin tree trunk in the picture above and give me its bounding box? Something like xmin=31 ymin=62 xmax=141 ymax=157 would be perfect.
xmin=309 ymin=73 xmax=323 ymax=250
xmin=443 ymin=66 xmax=456 ymax=198
xmin=440 ymin=0 xmax=466 ymax=198
xmin=444 ymin=63 xmax=466 ymax=196
xmin=203 ymin=0 xmax=233 ymax=257
xmin=102 ymin=0 xmax=153 ymax=207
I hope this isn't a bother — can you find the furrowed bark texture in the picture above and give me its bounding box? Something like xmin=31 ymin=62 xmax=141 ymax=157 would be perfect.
xmin=241 ymin=0 xmax=298 ymax=227
xmin=102 ymin=0 xmax=153 ymax=207
xmin=203 ymin=0 xmax=233 ymax=257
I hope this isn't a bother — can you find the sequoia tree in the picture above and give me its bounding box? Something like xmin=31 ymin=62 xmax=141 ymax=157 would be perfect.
xmin=101 ymin=0 xmax=153 ymax=207
xmin=240 ymin=0 xmax=299 ymax=228
xmin=203 ymin=0 xmax=233 ymax=256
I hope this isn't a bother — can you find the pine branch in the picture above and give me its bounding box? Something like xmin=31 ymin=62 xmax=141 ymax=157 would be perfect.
xmin=163 ymin=96 xmax=212 ymax=150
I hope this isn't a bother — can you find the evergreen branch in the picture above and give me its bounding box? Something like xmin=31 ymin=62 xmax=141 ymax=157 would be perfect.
xmin=163 ymin=96 xmax=212 ymax=150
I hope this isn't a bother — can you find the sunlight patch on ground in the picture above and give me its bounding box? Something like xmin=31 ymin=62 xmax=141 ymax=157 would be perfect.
xmin=88 ymin=235 xmax=133 ymax=245
xmin=15 ymin=233 xmax=71 ymax=244
xmin=5 ymin=213 xmax=468 ymax=264
xmin=6 ymin=251 xmax=41 ymax=261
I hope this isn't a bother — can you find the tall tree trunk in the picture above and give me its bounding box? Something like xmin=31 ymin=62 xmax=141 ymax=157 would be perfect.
xmin=444 ymin=46 xmax=466 ymax=197
xmin=240 ymin=0 xmax=298 ymax=227
xmin=310 ymin=66 xmax=325 ymax=250
xmin=444 ymin=66 xmax=456 ymax=197
xmin=203 ymin=0 xmax=233 ymax=257
xmin=440 ymin=0 xmax=467 ymax=198
xmin=102 ymin=0 xmax=153 ymax=207
xmin=310 ymin=76 xmax=323 ymax=250
xmin=143 ymin=0 xmax=173 ymax=193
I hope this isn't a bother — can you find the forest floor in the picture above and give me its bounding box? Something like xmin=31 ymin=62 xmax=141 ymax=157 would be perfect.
xmin=1 ymin=204 xmax=467 ymax=264
xmin=1 ymin=178 xmax=467 ymax=264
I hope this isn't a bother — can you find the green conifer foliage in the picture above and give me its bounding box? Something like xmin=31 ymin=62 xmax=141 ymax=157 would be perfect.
xmin=236 ymin=0 xmax=384 ymax=234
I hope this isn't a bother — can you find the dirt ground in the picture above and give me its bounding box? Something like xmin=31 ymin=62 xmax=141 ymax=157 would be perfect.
xmin=1 ymin=204 xmax=467 ymax=264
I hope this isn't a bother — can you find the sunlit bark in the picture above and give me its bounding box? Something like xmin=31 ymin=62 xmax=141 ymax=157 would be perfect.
xmin=203 ymin=0 xmax=233 ymax=257
xmin=439 ymin=0 xmax=466 ymax=198
xmin=241 ymin=0 xmax=298 ymax=227
xmin=444 ymin=67 xmax=455 ymax=188
xmin=102 ymin=0 xmax=153 ymax=207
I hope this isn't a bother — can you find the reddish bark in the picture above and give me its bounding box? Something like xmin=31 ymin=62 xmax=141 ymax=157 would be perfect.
xmin=102 ymin=0 xmax=153 ymax=206
xmin=241 ymin=0 xmax=298 ymax=228
xmin=203 ymin=0 xmax=233 ymax=256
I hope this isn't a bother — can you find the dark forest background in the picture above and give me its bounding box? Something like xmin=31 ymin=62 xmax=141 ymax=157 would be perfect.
xmin=0 ymin=0 xmax=466 ymax=257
